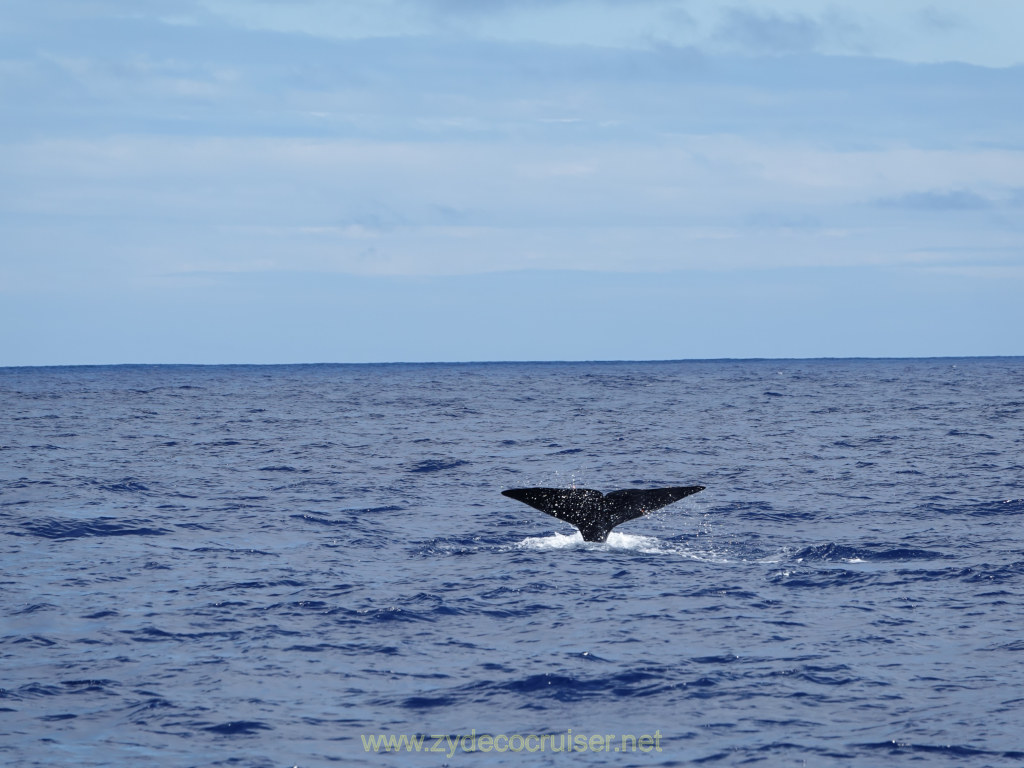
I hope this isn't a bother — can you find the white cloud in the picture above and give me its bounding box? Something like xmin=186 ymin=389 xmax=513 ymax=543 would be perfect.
xmin=3 ymin=135 xmax=1022 ymax=287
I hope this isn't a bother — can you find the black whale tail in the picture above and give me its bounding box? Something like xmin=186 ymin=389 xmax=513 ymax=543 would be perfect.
xmin=501 ymin=486 xmax=705 ymax=542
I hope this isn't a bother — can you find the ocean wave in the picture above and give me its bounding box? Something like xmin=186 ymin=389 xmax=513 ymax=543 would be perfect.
xmin=793 ymin=542 xmax=944 ymax=563
xmin=14 ymin=517 xmax=169 ymax=539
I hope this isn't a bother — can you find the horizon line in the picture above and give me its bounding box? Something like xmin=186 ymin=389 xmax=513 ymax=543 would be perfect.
xmin=3 ymin=355 xmax=1022 ymax=371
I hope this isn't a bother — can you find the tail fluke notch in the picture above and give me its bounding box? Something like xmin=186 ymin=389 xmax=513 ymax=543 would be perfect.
xmin=501 ymin=485 xmax=704 ymax=542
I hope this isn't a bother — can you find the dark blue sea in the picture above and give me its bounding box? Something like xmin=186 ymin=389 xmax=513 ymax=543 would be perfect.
xmin=2 ymin=358 xmax=1023 ymax=767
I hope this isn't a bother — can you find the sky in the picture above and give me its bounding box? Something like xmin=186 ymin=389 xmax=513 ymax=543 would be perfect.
xmin=2 ymin=0 xmax=1022 ymax=364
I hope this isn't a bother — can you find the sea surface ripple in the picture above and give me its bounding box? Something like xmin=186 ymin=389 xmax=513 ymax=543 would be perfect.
xmin=1 ymin=358 xmax=1023 ymax=766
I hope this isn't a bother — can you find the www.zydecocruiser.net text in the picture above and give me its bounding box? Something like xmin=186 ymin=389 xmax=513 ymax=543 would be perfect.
xmin=362 ymin=729 xmax=664 ymax=757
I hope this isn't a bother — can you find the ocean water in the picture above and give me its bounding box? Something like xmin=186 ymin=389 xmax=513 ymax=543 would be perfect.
xmin=1 ymin=358 xmax=1023 ymax=767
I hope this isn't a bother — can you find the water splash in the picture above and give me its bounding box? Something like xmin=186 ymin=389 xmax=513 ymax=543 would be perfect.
xmin=513 ymin=531 xmax=739 ymax=562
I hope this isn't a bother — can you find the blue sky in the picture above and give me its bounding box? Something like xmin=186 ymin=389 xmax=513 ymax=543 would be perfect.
xmin=2 ymin=0 xmax=1022 ymax=364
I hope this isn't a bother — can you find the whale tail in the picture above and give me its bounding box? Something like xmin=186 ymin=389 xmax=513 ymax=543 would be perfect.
xmin=501 ymin=486 xmax=705 ymax=542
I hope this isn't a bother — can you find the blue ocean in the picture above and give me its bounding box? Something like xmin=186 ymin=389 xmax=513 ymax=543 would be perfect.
xmin=2 ymin=358 xmax=1023 ymax=767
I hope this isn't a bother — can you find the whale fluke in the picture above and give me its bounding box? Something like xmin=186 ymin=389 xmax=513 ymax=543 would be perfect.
xmin=501 ymin=485 xmax=705 ymax=542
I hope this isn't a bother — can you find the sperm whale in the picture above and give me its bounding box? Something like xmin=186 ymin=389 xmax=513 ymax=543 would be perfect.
xmin=501 ymin=486 xmax=705 ymax=542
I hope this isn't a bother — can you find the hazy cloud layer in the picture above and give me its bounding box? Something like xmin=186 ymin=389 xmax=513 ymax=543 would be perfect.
xmin=2 ymin=1 xmax=1022 ymax=362
xmin=187 ymin=0 xmax=1024 ymax=65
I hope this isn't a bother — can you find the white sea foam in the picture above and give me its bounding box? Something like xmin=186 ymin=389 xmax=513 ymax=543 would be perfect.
xmin=514 ymin=531 xmax=742 ymax=562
